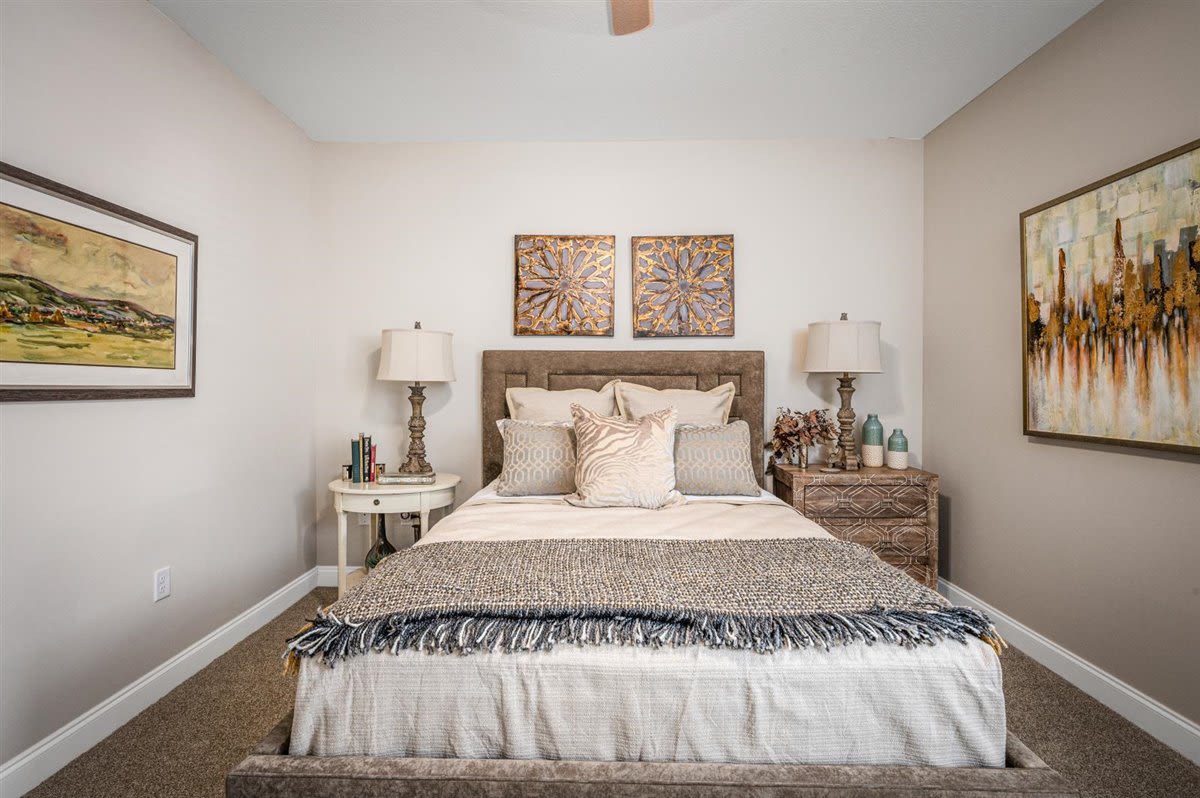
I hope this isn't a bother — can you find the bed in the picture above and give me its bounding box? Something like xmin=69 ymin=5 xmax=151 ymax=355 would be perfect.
xmin=227 ymin=350 xmax=1076 ymax=797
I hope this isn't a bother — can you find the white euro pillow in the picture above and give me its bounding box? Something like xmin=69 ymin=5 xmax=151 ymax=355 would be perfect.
xmin=506 ymin=379 xmax=619 ymax=422
xmin=615 ymin=381 xmax=736 ymax=426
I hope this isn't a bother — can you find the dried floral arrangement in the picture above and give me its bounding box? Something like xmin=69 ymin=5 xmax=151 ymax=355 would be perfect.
xmin=770 ymin=407 xmax=839 ymax=468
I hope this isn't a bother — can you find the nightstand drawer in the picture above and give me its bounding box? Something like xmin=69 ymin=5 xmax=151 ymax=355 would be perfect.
xmin=805 ymin=485 xmax=927 ymax=519
xmin=876 ymin=553 xmax=932 ymax=586
xmin=335 ymin=486 xmax=456 ymax=515
xmin=824 ymin=521 xmax=931 ymax=557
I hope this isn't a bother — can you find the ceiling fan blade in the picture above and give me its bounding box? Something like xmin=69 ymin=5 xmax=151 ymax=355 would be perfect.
xmin=610 ymin=0 xmax=653 ymax=36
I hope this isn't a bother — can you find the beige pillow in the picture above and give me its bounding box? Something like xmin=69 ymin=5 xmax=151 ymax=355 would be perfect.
xmin=494 ymin=420 xmax=576 ymax=496
xmin=566 ymin=404 xmax=684 ymax=509
xmin=674 ymin=421 xmax=759 ymax=496
xmin=615 ymin=381 xmax=736 ymax=426
xmin=506 ymin=379 xmax=619 ymax=422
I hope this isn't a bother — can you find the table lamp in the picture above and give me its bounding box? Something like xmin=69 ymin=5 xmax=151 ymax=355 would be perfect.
xmin=801 ymin=314 xmax=882 ymax=471
xmin=377 ymin=322 xmax=455 ymax=481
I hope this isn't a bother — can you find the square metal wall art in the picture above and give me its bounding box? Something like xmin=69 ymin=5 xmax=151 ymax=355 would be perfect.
xmin=632 ymin=235 xmax=733 ymax=337
xmin=514 ymin=234 xmax=614 ymax=336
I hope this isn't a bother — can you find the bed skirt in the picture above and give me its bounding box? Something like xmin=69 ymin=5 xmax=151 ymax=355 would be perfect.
xmin=226 ymin=713 xmax=1077 ymax=798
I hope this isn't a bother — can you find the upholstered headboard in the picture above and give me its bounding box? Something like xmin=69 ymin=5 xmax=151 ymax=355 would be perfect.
xmin=481 ymin=350 xmax=766 ymax=487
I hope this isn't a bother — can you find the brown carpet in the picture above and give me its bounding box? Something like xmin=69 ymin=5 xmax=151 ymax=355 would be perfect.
xmin=25 ymin=588 xmax=1199 ymax=798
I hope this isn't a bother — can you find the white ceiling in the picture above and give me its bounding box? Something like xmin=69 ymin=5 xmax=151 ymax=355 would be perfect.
xmin=151 ymin=0 xmax=1100 ymax=143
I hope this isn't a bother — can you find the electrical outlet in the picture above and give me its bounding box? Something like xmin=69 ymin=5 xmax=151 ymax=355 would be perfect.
xmin=153 ymin=566 xmax=171 ymax=602
xmin=358 ymin=513 xmax=370 ymax=526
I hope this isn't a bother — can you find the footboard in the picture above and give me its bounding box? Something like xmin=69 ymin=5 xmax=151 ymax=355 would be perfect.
xmin=226 ymin=713 xmax=1077 ymax=797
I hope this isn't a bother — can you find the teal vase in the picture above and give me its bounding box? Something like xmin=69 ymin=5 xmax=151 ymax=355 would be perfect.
xmin=862 ymin=414 xmax=884 ymax=446
xmin=887 ymin=429 xmax=908 ymax=452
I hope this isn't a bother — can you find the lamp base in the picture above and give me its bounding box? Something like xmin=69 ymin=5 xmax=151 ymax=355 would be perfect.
xmin=836 ymin=373 xmax=860 ymax=471
xmin=399 ymin=383 xmax=434 ymax=476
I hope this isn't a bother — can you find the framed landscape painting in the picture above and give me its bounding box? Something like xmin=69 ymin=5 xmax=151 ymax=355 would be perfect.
xmin=1 ymin=163 xmax=197 ymax=400
xmin=1020 ymin=140 xmax=1199 ymax=454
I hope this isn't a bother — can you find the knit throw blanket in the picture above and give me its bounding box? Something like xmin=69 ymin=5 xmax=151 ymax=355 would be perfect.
xmin=287 ymin=538 xmax=1002 ymax=667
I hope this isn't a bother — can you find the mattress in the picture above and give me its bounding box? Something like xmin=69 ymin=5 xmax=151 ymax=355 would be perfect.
xmin=291 ymin=487 xmax=1006 ymax=767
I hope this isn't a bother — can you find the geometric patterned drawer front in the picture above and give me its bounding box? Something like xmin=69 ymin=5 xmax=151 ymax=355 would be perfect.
xmin=805 ymin=484 xmax=927 ymax=519
xmin=822 ymin=521 xmax=932 ymax=558
xmin=771 ymin=463 xmax=939 ymax=589
xmin=875 ymin=553 xmax=932 ymax=585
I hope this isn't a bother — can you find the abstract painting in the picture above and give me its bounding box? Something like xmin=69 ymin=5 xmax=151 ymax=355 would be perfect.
xmin=1020 ymin=140 xmax=1199 ymax=454
xmin=514 ymin=234 xmax=614 ymax=336
xmin=1 ymin=163 xmax=197 ymax=400
xmin=632 ymin=235 xmax=733 ymax=337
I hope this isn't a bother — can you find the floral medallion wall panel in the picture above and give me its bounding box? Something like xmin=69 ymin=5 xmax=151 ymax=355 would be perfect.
xmin=0 ymin=162 xmax=198 ymax=401
xmin=513 ymin=234 xmax=614 ymax=336
xmin=1020 ymin=140 xmax=1199 ymax=454
xmin=632 ymin=235 xmax=733 ymax=337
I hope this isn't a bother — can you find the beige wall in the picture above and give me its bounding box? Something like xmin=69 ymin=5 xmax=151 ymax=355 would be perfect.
xmin=924 ymin=0 xmax=1199 ymax=723
xmin=312 ymin=139 xmax=925 ymax=565
xmin=0 ymin=1 xmax=318 ymax=760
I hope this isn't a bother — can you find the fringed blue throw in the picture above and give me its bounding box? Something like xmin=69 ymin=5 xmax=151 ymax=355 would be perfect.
xmin=286 ymin=538 xmax=1002 ymax=669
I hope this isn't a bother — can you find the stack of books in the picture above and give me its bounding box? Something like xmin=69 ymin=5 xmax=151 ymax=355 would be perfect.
xmin=349 ymin=432 xmax=436 ymax=485
xmin=350 ymin=432 xmax=376 ymax=483
xmin=377 ymin=470 xmax=436 ymax=486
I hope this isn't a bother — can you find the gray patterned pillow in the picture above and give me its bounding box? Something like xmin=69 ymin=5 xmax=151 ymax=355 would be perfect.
xmin=494 ymin=420 xmax=576 ymax=496
xmin=674 ymin=421 xmax=760 ymax=496
xmin=566 ymin=404 xmax=684 ymax=509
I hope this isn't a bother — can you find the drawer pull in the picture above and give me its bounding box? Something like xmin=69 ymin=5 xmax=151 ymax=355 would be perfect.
xmin=880 ymin=496 xmax=895 ymax=507
xmin=373 ymin=499 xmax=380 ymax=506
xmin=835 ymin=497 xmax=852 ymax=508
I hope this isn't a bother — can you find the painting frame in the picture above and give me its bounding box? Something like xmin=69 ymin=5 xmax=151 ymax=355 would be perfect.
xmin=1019 ymin=139 xmax=1199 ymax=455
xmin=1 ymin=162 xmax=198 ymax=401
xmin=631 ymin=234 xmax=735 ymax=338
xmin=513 ymin=234 xmax=615 ymax=337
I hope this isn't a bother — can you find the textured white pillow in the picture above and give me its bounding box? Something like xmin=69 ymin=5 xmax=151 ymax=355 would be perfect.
xmin=615 ymin=381 xmax=736 ymax=426
xmin=566 ymin=404 xmax=684 ymax=510
xmin=506 ymin=379 xmax=619 ymax=422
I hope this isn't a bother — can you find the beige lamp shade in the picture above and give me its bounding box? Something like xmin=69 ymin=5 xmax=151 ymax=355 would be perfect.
xmin=802 ymin=318 xmax=882 ymax=374
xmin=377 ymin=326 xmax=455 ymax=383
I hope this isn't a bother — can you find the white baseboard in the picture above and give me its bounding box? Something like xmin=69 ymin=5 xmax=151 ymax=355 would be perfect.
xmin=939 ymin=578 xmax=1200 ymax=765
xmin=0 ymin=568 xmax=319 ymax=798
xmin=315 ymin=564 xmax=361 ymax=587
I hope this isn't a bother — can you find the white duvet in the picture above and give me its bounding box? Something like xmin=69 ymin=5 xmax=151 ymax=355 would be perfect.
xmin=290 ymin=487 xmax=1006 ymax=767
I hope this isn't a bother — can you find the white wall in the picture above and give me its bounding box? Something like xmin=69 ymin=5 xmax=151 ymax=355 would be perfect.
xmin=0 ymin=0 xmax=318 ymax=761
xmin=0 ymin=3 xmax=925 ymax=760
xmin=924 ymin=0 xmax=1200 ymax=723
xmin=313 ymin=139 xmax=924 ymax=564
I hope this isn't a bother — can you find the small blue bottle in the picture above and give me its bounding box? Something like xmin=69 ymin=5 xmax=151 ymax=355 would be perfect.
xmin=861 ymin=414 xmax=884 ymax=467
xmin=862 ymin=414 xmax=884 ymax=446
xmin=886 ymin=428 xmax=909 ymax=470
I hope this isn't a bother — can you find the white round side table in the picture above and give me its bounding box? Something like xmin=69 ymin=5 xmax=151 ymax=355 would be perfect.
xmin=327 ymin=473 xmax=460 ymax=597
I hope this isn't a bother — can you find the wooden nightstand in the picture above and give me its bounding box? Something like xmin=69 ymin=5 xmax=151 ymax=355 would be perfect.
xmin=328 ymin=475 xmax=460 ymax=598
xmin=771 ymin=464 xmax=939 ymax=588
